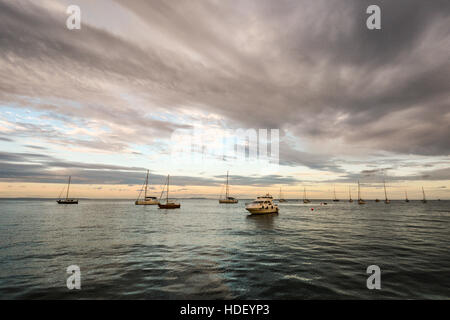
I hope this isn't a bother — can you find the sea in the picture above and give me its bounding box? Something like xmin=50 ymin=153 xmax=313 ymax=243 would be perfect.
xmin=0 ymin=199 xmax=449 ymax=299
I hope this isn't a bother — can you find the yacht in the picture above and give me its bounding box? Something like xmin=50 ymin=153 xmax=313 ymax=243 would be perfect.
xmin=332 ymin=186 xmax=339 ymax=202
xmin=303 ymin=187 xmax=310 ymax=203
xmin=57 ymin=176 xmax=78 ymax=204
xmin=135 ymin=170 xmax=159 ymax=205
xmin=245 ymin=193 xmax=279 ymax=215
xmin=384 ymin=179 xmax=390 ymax=204
xmin=278 ymin=187 xmax=287 ymax=202
xmin=158 ymin=175 xmax=181 ymax=209
xmin=219 ymin=171 xmax=238 ymax=203
xmin=405 ymin=190 xmax=409 ymax=203
xmin=422 ymin=187 xmax=427 ymax=203
xmin=358 ymin=180 xmax=366 ymax=205
xmin=348 ymin=186 xmax=353 ymax=203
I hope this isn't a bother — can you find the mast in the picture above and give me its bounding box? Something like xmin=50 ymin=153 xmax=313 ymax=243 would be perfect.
xmin=66 ymin=176 xmax=71 ymax=200
xmin=384 ymin=179 xmax=388 ymax=201
xmin=334 ymin=186 xmax=337 ymax=200
xmin=405 ymin=190 xmax=408 ymax=201
xmin=167 ymin=175 xmax=169 ymax=203
xmin=303 ymin=187 xmax=306 ymax=201
xmin=358 ymin=181 xmax=361 ymax=200
xmin=226 ymin=171 xmax=229 ymax=198
xmin=349 ymin=186 xmax=352 ymax=200
xmin=422 ymin=186 xmax=426 ymax=201
xmin=144 ymin=170 xmax=149 ymax=199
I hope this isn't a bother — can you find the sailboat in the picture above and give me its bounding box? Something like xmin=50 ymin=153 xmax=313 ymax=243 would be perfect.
xmin=219 ymin=171 xmax=238 ymax=203
xmin=158 ymin=175 xmax=181 ymax=209
xmin=332 ymin=186 xmax=339 ymax=202
xmin=57 ymin=176 xmax=78 ymax=204
xmin=405 ymin=190 xmax=409 ymax=203
xmin=278 ymin=187 xmax=287 ymax=202
xmin=384 ymin=179 xmax=390 ymax=204
xmin=135 ymin=170 xmax=159 ymax=205
xmin=303 ymin=187 xmax=310 ymax=203
xmin=422 ymin=187 xmax=427 ymax=203
xmin=358 ymin=180 xmax=366 ymax=205
xmin=348 ymin=186 xmax=353 ymax=203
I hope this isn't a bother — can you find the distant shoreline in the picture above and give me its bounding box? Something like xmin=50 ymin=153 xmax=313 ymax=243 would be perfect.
xmin=0 ymin=198 xmax=447 ymax=201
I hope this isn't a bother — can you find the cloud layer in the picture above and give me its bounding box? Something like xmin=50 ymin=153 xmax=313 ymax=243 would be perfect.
xmin=0 ymin=0 xmax=449 ymax=189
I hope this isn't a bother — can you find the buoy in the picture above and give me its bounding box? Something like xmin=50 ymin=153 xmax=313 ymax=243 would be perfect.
xmin=311 ymin=208 xmax=314 ymax=211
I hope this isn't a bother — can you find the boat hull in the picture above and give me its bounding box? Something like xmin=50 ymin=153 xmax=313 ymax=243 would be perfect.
xmin=135 ymin=200 xmax=159 ymax=205
xmin=246 ymin=207 xmax=278 ymax=215
xmin=158 ymin=203 xmax=180 ymax=209
xmin=57 ymin=200 xmax=78 ymax=204
xmin=219 ymin=199 xmax=238 ymax=203
xmin=303 ymin=200 xmax=310 ymax=203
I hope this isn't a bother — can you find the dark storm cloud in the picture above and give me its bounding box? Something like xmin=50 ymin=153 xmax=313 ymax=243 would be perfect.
xmin=0 ymin=136 xmax=13 ymax=142
xmin=324 ymin=166 xmax=450 ymax=184
xmin=0 ymin=0 xmax=449 ymax=185
xmin=116 ymin=0 xmax=450 ymax=156
xmin=0 ymin=151 xmax=300 ymax=186
xmin=215 ymin=173 xmax=298 ymax=187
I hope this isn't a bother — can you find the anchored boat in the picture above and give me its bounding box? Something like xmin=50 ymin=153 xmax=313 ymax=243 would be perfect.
xmin=303 ymin=187 xmax=310 ymax=203
xmin=158 ymin=175 xmax=180 ymax=209
xmin=245 ymin=193 xmax=279 ymax=215
xmin=357 ymin=180 xmax=366 ymax=205
xmin=332 ymin=186 xmax=339 ymax=202
xmin=135 ymin=170 xmax=159 ymax=205
xmin=57 ymin=176 xmax=78 ymax=204
xmin=278 ymin=187 xmax=287 ymax=202
xmin=384 ymin=179 xmax=390 ymax=204
xmin=219 ymin=171 xmax=238 ymax=203
xmin=422 ymin=187 xmax=427 ymax=203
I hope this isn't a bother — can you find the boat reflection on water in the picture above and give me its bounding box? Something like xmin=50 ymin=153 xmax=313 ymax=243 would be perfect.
xmin=246 ymin=212 xmax=278 ymax=230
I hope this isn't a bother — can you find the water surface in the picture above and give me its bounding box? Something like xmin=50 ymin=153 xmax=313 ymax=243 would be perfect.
xmin=0 ymin=199 xmax=449 ymax=299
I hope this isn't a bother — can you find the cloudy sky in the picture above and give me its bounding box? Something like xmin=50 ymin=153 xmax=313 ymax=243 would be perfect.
xmin=0 ymin=0 xmax=449 ymax=199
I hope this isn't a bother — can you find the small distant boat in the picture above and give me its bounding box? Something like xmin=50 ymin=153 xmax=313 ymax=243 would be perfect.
xmin=219 ymin=171 xmax=238 ymax=203
xmin=384 ymin=179 xmax=390 ymax=204
xmin=375 ymin=199 xmax=380 ymax=202
xmin=245 ymin=193 xmax=278 ymax=215
xmin=348 ymin=186 xmax=353 ymax=203
xmin=135 ymin=170 xmax=159 ymax=205
xmin=303 ymin=187 xmax=310 ymax=203
xmin=158 ymin=175 xmax=180 ymax=209
xmin=405 ymin=190 xmax=409 ymax=203
xmin=278 ymin=187 xmax=287 ymax=202
xmin=422 ymin=187 xmax=427 ymax=203
xmin=332 ymin=186 xmax=339 ymax=202
xmin=57 ymin=176 xmax=78 ymax=204
xmin=358 ymin=180 xmax=366 ymax=205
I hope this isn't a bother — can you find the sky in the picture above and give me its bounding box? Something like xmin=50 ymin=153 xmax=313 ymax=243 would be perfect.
xmin=0 ymin=0 xmax=449 ymax=199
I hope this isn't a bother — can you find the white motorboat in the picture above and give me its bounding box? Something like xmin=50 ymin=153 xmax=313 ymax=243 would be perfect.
xmin=245 ymin=193 xmax=279 ymax=215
